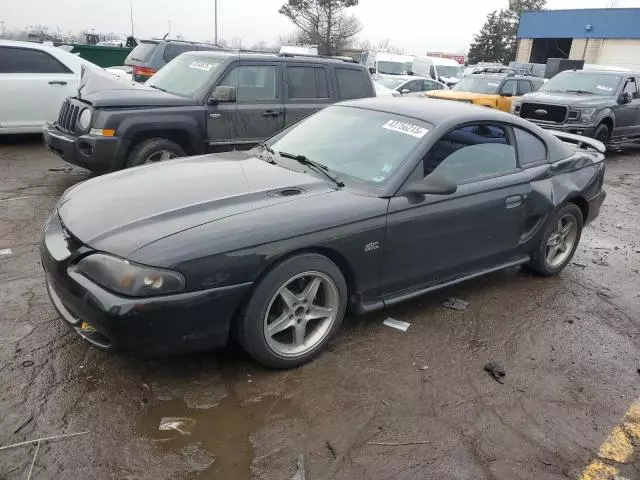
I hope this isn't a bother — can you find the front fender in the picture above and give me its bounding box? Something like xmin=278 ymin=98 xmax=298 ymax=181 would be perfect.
xmin=593 ymin=108 xmax=615 ymax=130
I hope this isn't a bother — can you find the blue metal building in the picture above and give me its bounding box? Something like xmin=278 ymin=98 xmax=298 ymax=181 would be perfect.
xmin=516 ymin=8 xmax=640 ymax=70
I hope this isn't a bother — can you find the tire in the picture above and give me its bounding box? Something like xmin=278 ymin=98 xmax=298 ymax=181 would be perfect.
xmin=126 ymin=138 xmax=186 ymax=168
xmin=528 ymin=203 xmax=583 ymax=276
xmin=235 ymin=253 xmax=347 ymax=369
xmin=594 ymin=123 xmax=610 ymax=144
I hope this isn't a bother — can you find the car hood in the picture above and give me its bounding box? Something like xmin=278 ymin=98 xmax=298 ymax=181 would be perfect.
xmin=76 ymin=67 xmax=194 ymax=107
xmin=427 ymin=90 xmax=498 ymax=101
xmin=58 ymin=152 xmax=334 ymax=258
xmin=521 ymin=91 xmax=613 ymax=107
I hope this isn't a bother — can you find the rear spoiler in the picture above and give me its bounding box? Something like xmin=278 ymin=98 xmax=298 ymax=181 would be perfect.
xmin=548 ymin=130 xmax=606 ymax=154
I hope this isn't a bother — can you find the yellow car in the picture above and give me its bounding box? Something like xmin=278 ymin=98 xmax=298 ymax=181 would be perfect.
xmin=425 ymin=70 xmax=544 ymax=112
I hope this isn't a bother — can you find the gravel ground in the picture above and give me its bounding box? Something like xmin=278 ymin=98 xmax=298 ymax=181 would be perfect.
xmin=1 ymin=136 xmax=639 ymax=480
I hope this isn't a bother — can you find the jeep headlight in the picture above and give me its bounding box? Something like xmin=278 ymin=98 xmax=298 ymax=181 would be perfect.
xmin=74 ymin=253 xmax=185 ymax=297
xmin=77 ymin=108 xmax=92 ymax=131
xmin=579 ymin=108 xmax=596 ymax=124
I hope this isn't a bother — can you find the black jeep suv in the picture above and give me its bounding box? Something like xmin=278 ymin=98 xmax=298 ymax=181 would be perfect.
xmin=44 ymin=52 xmax=375 ymax=173
xmin=513 ymin=69 xmax=640 ymax=146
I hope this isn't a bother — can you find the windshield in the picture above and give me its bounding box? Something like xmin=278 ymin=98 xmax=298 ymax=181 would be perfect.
xmin=437 ymin=65 xmax=463 ymax=78
xmin=377 ymin=61 xmax=407 ymax=75
xmin=540 ymin=72 xmax=622 ymax=95
xmin=268 ymin=106 xmax=432 ymax=188
xmin=453 ymin=76 xmax=501 ymax=94
xmin=377 ymin=77 xmax=406 ymax=89
xmin=125 ymin=41 xmax=157 ymax=63
xmin=146 ymin=54 xmax=224 ymax=96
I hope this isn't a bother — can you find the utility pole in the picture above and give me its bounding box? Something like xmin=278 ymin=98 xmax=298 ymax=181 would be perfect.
xmin=129 ymin=0 xmax=134 ymax=37
xmin=214 ymin=0 xmax=218 ymax=45
xmin=168 ymin=20 xmax=171 ymax=38
xmin=0 ymin=21 xmax=5 ymax=38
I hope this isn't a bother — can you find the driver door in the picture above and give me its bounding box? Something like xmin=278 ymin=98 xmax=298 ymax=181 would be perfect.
xmin=207 ymin=62 xmax=284 ymax=148
xmin=614 ymin=76 xmax=640 ymax=138
xmin=380 ymin=123 xmax=531 ymax=297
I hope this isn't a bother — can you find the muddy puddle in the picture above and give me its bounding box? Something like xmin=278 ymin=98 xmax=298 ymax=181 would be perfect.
xmin=138 ymin=393 xmax=292 ymax=479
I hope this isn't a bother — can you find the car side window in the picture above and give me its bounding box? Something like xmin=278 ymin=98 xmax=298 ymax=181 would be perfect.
xmin=517 ymin=80 xmax=532 ymax=95
xmin=423 ymin=80 xmax=439 ymax=91
xmin=404 ymin=80 xmax=421 ymax=92
xmin=0 ymin=46 xmax=71 ymax=74
xmin=162 ymin=44 xmax=192 ymax=63
xmin=423 ymin=124 xmax=517 ymax=183
xmin=501 ymin=80 xmax=517 ymax=96
xmin=623 ymin=77 xmax=639 ymax=99
xmin=514 ymin=128 xmax=547 ymax=166
xmin=286 ymin=66 xmax=330 ymax=99
xmin=335 ymin=68 xmax=366 ymax=100
xmin=218 ymin=65 xmax=278 ymax=101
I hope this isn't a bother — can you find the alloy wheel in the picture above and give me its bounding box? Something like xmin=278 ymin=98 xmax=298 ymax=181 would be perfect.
xmin=144 ymin=150 xmax=177 ymax=163
xmin=263 ymin=271 xmax=339 ymax=358
xmin=545 ymin=214 xmax=578 ymax=268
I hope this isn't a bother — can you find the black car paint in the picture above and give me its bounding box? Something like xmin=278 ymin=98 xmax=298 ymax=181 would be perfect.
xmin=41 ymin=99 xmax=606 ymax=355
xmin=43 ymin=52 xmax=375 ymax=173
xmin=517 ymin=71 xmax=640 ymax=143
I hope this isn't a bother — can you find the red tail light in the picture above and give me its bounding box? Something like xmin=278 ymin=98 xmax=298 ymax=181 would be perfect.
xmin=133 ymin=66 xmax=157 ymax=79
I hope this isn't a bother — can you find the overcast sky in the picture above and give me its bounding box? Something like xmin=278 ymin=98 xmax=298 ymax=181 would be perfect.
xmin=2 ymin=0 xmax=640 ymax=52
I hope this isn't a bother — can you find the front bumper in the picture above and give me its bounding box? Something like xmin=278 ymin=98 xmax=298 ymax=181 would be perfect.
xmin=43 ymin=123 xmax=129 ymax=174
xmin=40 ymin=214 xmax=252 ymax=355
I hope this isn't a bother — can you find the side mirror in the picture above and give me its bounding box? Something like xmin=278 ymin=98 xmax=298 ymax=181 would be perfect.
xmin=400 ymin=88 xmax=410 ymax=95
xmin=208 ymin=85 xmax=236 ymax=104
xmin=404 ymin=174 xmax=457 ymax=196
xmin=620 ymin=92 xmax=632 ymax=104
xmin=369 ymin=67 xmax=376 ymax=74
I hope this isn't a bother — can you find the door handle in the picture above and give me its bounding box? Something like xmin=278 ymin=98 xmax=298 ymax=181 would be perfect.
xmin=48 ymin=80 xmax=68 ymax=85
xmin=505 ymin=195 xmax=523 ymax=208
xmin=261 ymin=110 xmax=281 ymax=117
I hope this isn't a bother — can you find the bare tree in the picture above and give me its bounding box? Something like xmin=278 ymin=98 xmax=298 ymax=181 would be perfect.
xmin=279 ymin=0 xmax=362 ymax=55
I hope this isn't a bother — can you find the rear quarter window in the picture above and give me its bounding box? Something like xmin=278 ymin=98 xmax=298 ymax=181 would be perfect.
xmin=125 ymin=41 xmax=158 ymax=63
xmin=335 ymin=68 xmax=368 ymax=100
xmin=514 ymin=128 xmax=547 ymax=166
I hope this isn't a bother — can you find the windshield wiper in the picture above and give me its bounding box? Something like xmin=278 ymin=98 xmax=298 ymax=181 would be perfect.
xmin=565 ymin=89 xmax=594 ymax=95
xmin=277 ymin=151 xmax=344 ymax=188
xmin=148 ymin=85 xmax=168 ymax=92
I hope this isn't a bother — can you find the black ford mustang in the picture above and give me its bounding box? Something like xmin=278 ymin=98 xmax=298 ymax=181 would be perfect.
xmin=41 ymin=98 xmax=606 ymax=368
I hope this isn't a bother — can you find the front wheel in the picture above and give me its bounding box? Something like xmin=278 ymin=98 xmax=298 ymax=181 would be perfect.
xmin=593 ymin=123 xmax=610 ymax=144
xmin=528 ymin=203 xmax=583 ymax=276
xmin=126 ymin=138 xmax=186 ymax=168
xmin=235 ymin=253 xmax=347 ymax=369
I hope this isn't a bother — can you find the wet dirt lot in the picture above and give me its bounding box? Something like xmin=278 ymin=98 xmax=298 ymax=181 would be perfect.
xmin=1 ymin=136 xmax=639 ymax=480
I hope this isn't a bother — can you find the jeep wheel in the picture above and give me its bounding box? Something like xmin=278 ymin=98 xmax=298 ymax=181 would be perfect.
xmin=594 ymin=123 xmax=610 ymax=144
xmin=126 ymin=138 xmax=186 ymax=168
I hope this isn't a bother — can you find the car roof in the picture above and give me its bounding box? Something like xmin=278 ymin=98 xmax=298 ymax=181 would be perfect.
xmin=182 ymin=50 xmax=363 ymax=65
xmin=0 ymin=39 xmax=57 ymax=52
xmin=562 ymin=69 xmax=638 ymax=76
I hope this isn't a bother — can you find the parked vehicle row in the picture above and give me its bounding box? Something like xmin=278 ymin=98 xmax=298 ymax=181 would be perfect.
xmin=43 ymin=51 xmax=376 ymax=172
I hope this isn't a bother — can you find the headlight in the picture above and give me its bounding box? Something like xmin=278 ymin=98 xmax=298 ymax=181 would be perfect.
xmin=74 ymin=253 xmax=185 ymax=297
xmin=579 ymin=108 xmax=596 ymax=124
xmin=77 ymin=108 xmax=92 ymax=131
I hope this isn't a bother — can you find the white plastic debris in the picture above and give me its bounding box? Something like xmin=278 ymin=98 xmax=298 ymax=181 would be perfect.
xmin=442 ymin=298 xmax=468 ymax=311
xmin=383 ymin=317 xmax=410 ymax=332
xmin=158 ymin=417 xmax=196 ymax=435
xmin=0 ymin=248 xmax=12 ymax=256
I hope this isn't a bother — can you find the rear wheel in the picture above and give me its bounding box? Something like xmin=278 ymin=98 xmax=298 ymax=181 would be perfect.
xmin=594 ymin=123 xmax=610 ymax=144
xmin=235 ymin=253 xmax=347 ymax=369
xmin=528 ymin=203 xmax=583 ymax=276
xmin=126 ymin=138 xmax=186 ymax=168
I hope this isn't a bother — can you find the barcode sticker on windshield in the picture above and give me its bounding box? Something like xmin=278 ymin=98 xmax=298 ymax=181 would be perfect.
xmin=382 ymin=120 xmax=428 ymax=138
xmin=189 ymin=61 xmax=214 ymax=71
xmin=488 ymin=82 xmax=500 ymax=87
xmin=596 ymin=85 xmax=613 ymax=92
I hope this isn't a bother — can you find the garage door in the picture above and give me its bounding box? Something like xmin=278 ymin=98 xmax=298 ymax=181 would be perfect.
xmin=598 ymin=40 xmax=640 ymax=71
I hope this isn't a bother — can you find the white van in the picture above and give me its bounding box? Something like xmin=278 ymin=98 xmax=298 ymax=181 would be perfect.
xmin=366 ymin=52 xmax=414 ymax=77
xmin=410 ymin=56 xmax=463 ymax=87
